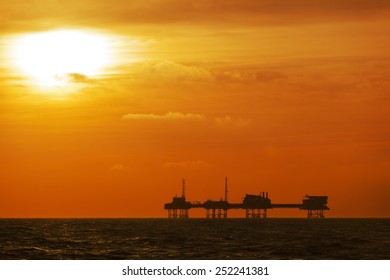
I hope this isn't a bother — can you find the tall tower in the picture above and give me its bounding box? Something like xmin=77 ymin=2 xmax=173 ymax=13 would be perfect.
xmin=182 ymin=178 xmax=185 ymax=199
xmin=225 ymin=176 xmax=228 ymax=202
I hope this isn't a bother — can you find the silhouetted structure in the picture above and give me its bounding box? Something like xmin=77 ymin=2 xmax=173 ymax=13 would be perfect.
xmin=242 ymin=192 xmax=271 ymax=218
xmin=164 ymin=178 xmax=330 ymax=219
xmin=203 ymin=177 xmax=229 ymax=218
xmin=301 ymin=195 xmax=329 ymax=218
xmin=165 ymin=179 xmax=192 ymax=218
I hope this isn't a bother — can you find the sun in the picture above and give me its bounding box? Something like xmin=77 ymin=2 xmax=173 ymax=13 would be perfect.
xmin=11 ymin=30 xmax=112 ymax=87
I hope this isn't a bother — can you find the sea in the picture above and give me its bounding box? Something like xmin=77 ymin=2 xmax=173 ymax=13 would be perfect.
xmin=0 ymin=218 xmax=389 ymax=259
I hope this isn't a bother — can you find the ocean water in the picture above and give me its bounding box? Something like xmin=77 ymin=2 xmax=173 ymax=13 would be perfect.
xmin=0 ymin=218 xmax=389 ymax=259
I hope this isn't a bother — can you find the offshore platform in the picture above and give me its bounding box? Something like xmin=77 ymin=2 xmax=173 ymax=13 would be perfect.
xmin=164 ymin=178 xmax=330 ymax=219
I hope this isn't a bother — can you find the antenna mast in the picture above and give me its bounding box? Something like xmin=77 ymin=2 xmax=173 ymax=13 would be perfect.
xmin=225 ymin=176 xmax=228 ymax=201
xmin=182 ymin=179 xmax=185 ymax=198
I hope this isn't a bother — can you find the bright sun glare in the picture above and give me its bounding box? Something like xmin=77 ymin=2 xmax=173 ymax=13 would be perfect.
xmin=11 ymin=30 xmax=111 ymax=87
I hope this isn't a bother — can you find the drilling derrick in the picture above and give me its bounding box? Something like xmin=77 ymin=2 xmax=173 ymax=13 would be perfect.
xmin=164 ymin=179 xmax=192 ymax=218
xmin=204 ymin=177 xmax=229 ymax=218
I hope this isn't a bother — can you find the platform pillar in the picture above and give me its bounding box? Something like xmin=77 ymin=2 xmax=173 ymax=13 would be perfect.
xmin=307 ymin=209 xmax=325 ymax=218
xmin=168 ymin=208 xmax=189 ymax=218
xmin=168 ymin=209 xmax=178 ymax=218
xmin=206 ymin=209 xmax=228 ymax=218
xmin=179 ymin=209 xmax=189 ymax=218
xmin=246 ymin=208 xmax=267 ymax=218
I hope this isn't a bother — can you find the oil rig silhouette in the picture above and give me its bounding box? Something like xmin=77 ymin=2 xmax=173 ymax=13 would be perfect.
xmin=164 ymin=178 xmax=329 ymax=219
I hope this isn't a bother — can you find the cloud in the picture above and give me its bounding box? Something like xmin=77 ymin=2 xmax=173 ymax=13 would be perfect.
xmin=122 ymin=112 xmax=205 ymax=121
xmin=113 ymin=60 xmax=288 ymax=86
xmin=122 ymin=112 xmax=251 ymax=128
xmin=67 ymin=73 xmax=95 ymax=83
xmin=127 ymin=60 xmax=213 ymax=82
xmin=215 ymin=70 xmax=287 ymax=84
xmin=163 ymin=160 xmax=210 ymax=168
xmin=215 ymin=115 xmax=250 ymax=127
xmin=110 ymin=164 xmax=127 ymax=171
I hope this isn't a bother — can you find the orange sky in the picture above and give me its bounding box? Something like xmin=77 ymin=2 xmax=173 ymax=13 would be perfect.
xmin=1 ymin=0 xmax=390 ymax=217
